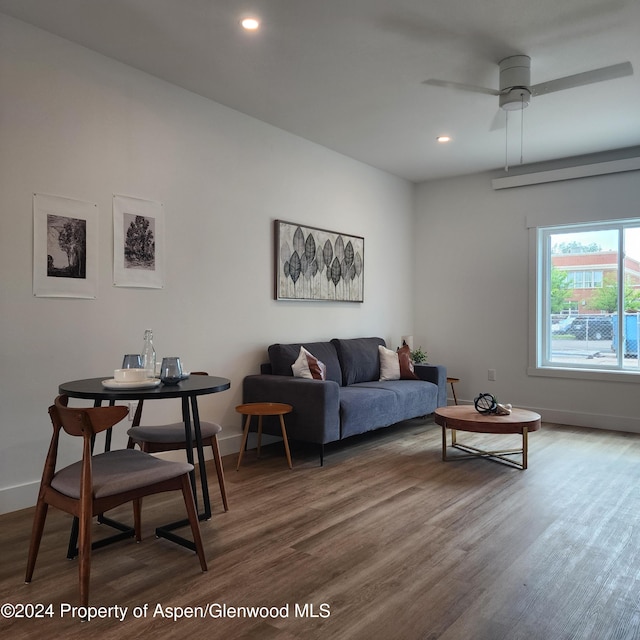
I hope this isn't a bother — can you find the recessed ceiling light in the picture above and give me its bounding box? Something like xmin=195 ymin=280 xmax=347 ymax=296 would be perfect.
xmin=241 ymin=17 xmax=260 ymax=31
xmin=436 ymin=136 xmax=451 ymax=143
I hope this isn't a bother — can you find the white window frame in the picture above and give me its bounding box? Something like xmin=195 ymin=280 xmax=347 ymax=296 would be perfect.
xmin=529 ymin=217 xmax=640 ymax=382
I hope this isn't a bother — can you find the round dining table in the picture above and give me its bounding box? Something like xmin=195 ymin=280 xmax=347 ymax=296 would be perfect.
xmin=58 ymin=375 xmax=231 ymax=553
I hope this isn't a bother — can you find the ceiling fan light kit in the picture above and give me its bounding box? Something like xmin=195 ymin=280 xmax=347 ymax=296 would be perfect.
xmin=498 ymin=55 xmax=531 ymax=111
xmin=500 ymin=88 xmax=530 ymax=111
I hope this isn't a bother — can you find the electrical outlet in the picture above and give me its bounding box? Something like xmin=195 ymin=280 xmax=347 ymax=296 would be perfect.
xmin=488 ymin=369 xmax=496 ymax=381
xmin=128 ymin=402 xmax=138 ymax=420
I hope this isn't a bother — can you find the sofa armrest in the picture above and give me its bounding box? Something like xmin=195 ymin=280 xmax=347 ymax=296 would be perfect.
xmin=414 ymin=364 xmax=447 ymax=408
xmin=242 ymin=375 xmax=341 ymax=444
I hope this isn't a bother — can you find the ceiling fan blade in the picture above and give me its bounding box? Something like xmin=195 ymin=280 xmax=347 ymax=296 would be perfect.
xmin=531 ymin=61 xmax=633 ymax=96
xmin=489 ymin=109 xmax=505 ymax=131
xmin=423 ymin=79 xmax=500 ymax=97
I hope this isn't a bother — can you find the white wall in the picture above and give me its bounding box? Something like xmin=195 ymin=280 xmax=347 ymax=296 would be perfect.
xmin=413 ymin=166 xmax=640 ymax=432
xmin=0 ymin=15 xmax=416 ymax=513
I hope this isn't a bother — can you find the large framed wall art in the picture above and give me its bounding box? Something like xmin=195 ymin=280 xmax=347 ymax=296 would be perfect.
xmin=275 ymin=220 xmax=364 ymax=302
xmin=33 ymin=193 xmax=98 ymax=299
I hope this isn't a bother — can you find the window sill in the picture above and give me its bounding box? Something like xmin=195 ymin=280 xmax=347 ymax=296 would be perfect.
xmin=528 ymin=365 xmax=640 ymax=383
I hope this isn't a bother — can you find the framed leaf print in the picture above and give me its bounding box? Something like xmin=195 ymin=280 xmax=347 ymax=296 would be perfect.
xmin=275 ymin=220 xmax=364 ymax=302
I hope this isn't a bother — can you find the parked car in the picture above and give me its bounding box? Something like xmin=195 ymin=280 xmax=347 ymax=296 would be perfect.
xmin=564 ymin=315 xmax=613 ymax=340
xmin=551 ymin=315 xmax=575 ymax=334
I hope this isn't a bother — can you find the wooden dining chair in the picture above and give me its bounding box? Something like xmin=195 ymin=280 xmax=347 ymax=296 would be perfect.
xmin=25 ymin=395 xmax=207 ymax=608
xmin=126 ymin=372 xmax=229 ymax=511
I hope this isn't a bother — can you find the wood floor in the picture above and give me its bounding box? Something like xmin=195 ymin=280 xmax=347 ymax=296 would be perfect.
xmin=2 ymin=419 xmax=640 ymax=639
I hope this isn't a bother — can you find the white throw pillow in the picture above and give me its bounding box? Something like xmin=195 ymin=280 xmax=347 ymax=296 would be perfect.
xmin=292 ymin=346 xmax=326 ymax=380
xmin=378 ymin=345 xmax=400 ymax=381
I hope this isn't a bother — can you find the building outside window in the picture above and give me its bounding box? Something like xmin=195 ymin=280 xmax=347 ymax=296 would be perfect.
xmin=565 ymin=270 xmax=603 ymax=290
xmin=536 ymin=220 xmax=640 ymax=375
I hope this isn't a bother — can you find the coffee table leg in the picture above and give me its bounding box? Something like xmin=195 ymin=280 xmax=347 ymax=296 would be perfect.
xmin=442 ymin=427 xmax=458 ymax=462
xmin=522 ymin=427 xmax=528 ymax=470
xmin=441 ymin=425 xmax=459 ymax=462
xmin=441 ymin=425 xmax=446 ymax=461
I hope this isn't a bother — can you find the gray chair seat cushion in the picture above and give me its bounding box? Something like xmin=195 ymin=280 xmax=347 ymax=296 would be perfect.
xmin=127 ymin=421 xmax=222 ymax=443
xmin=51 ymin=449 xmax=193 ymax=499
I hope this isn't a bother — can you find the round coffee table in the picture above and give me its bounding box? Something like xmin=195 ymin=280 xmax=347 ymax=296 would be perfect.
xmin=434 ymin=405 xmax=541 ymax=470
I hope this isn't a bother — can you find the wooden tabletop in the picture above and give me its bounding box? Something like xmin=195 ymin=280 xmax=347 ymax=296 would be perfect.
xmin=235 ymin=402 xmax=293 ymax=416
xmin=435 ymin=405 xmax=541 ymax=435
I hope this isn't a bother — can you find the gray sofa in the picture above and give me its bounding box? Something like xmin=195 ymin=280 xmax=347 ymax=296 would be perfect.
xmin=242 ymin=337 xmax=447 ymax=464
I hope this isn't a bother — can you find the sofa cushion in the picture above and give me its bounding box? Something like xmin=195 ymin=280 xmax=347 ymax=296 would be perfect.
xmin=397 ymin=344 xmax=419 ymax=379
xmin=357 ymin=380 xmax=438 ymax=421
xmin=292 ymin=346 xmax=327 ymax=380
xmin=331 ymin=337 xmax=385 ymax=386
xmin=379 ymin=344 xmax=419 ymax=381
xmin=378 ymin=345 xmax=400 ymax=380
xmin=268 ymin=342 xmax=342 ymax=384
xmin=338 ymin=385 xmax=399 ymax=438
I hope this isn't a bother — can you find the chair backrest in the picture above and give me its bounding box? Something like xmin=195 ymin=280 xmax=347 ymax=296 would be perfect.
xmin=52 ymin=395 xmax=128 ymax=438
xmin=41 ymin=396 xmax=129 ymax=497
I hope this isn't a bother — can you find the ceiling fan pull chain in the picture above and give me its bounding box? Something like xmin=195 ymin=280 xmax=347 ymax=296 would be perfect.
xmin=505 ymin=110 xmax=509 ymax=172
xmin=520 ymin=93 xmax=525 ymax=165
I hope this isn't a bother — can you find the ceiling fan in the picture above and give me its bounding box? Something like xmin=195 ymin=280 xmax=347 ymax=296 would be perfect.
xmin=424 ymin=55 xmax=633 ymax=111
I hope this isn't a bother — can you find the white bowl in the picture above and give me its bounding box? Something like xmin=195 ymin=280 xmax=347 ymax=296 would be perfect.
xmin=114 ymin=368 xmax=148 ymax=383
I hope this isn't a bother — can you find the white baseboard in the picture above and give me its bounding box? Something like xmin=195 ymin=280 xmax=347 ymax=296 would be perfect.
xmin=0 ymin=481 xmax=39 ymax=516
xmin=533 ymin=407 xmax=640 ymax=434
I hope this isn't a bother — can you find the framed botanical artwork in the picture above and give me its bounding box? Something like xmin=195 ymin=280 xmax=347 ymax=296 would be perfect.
xmin=113 ymin=195 xmax=164 ymax=289
xmin=33 ymin=193 xmax=98 ymax=298
xmin=275 ymin=220 xmax=364 ymax=302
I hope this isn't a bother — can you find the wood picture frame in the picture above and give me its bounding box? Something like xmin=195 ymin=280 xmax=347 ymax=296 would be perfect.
xmin=275 ymin=220 xmax=364 ymax=302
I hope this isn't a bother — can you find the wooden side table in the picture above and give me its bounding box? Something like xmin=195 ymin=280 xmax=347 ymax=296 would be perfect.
xmin=236 ymin=402 xmax=293 ymax=469
xmin=446 ymin=377 xmax=460 ymax=405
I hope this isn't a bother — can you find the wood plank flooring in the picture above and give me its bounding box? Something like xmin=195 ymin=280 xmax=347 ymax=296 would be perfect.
xmin=2 ymin=419 xmax=640 ymax=639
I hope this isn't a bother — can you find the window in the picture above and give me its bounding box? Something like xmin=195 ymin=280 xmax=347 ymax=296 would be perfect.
xmin=566 ymin=270 xmax=603 ymax=289
xmin=536 ymin=219 xmax=640 ymax=375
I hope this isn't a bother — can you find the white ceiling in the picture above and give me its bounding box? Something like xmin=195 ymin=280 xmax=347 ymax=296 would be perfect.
xmin=1 ymin=0 xmax=639 ymax=182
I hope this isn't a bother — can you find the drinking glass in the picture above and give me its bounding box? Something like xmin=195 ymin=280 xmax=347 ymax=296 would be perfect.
xmin=160 ymin=357 xmax=183 ymax=385
xmin=122 ymin=354 xmax=143 ymax=369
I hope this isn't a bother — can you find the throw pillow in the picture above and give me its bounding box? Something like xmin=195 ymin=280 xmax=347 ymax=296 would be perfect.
xmin=378 ymin=345 xmax=400 ymax=381
xmin=292 ymin=346 xmax=326 ymax=380
xmin=379 ymin=345 xmax=419 ymax=381
xmin=397 ymin=344 xmax=419 ymax=380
